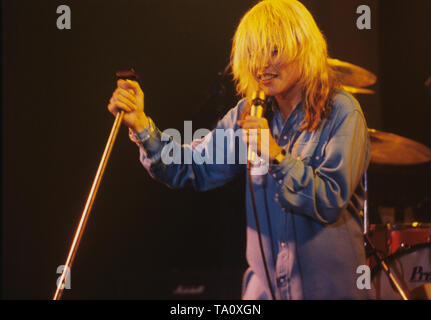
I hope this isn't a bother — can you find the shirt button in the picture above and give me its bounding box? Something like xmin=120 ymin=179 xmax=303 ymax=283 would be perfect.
xmin=272 ymin=174 xmax=276 ymax=178
xmin=278 ymin=180 xmax=283 ymax=184
xmin=283 ymin=136 xmax=288 ymax=140
xmin=277 ymin=275 xmax=287 ymax=287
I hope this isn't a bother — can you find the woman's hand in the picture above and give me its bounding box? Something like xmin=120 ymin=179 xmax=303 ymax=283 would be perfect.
xmin=107 ymin=79 xmax=149 ymax=132
xmin=237 ymin=116 xmax=283 ymax=162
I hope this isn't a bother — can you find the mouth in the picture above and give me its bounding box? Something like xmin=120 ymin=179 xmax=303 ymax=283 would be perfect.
xmin=258 ymin=73 xmax=278 ymax=84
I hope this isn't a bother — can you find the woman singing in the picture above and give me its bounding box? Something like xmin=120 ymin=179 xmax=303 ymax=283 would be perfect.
xmin=108 ymin=0 xmax=371 ymax=300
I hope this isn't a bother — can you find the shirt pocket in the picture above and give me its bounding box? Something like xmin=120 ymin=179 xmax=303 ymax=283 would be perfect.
xmin=291 ymin=141 xmax=319 ymax=166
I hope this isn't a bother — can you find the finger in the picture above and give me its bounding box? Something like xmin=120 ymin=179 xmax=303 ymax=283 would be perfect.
xmin=244 ymin=116 xmax=269 ymax=129
xmin=239 ymin=122 xmax=263 ymax=130
xmin=245 ymin=115 xmax=263 ymax=121
xmin=109 ymin=98 xmax=133 ymax=113
xmin=114 ymin=92 xmax=137 ymax=110
xmin=238 ymin=118 xmax=265 ymax=125
xmin=126 ymin=80 xmax=144 ymax=99
xmin=116 ymin=100 xmax=133 ymax=113
xmin=117 ymin=88 xmax=137 ymax=105
xmin=108 ymin=101 xmax=117 ymax=115
xmin=116 ymin=82 xmax=137 ymax=98
xmin=117 ymin=79 xmax=132 ymax=93
xmin=118 ymin=79 xmax=144 ymax=97
xmin=108 ymin=99 xmax=122 ymax=115
xmin=238 ymin=120 xmax=259 ymax=127
xmin=115 ymin=95 xmax=136 ymax=111
xmin=108 ymin=102 xmax=124 ymax=115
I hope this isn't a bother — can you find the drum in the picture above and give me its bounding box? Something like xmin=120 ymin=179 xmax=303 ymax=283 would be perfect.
xmin=368 ymin=223 xmax=431 ymax=258
xmin=372 ymin=243 xmax=431 ymax=299
xmin=368 ymin=223 xmax=431 ymax=299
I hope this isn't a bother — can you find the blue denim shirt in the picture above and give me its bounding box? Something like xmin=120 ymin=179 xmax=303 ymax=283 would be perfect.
xmin=132 ymin=90 xmax=371 ymax=300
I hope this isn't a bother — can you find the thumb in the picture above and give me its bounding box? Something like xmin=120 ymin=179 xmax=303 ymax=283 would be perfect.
xmin=118 ymin=79 xmax=144 ymax=98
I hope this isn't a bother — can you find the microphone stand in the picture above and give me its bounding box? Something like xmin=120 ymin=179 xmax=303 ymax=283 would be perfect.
xmin=53 ymin=68 xmax=138 ymax=300
xmin=363 ymin=171 xmax=409 ymax=300
xmin=53 ymin=110 xmax=124 ymax=300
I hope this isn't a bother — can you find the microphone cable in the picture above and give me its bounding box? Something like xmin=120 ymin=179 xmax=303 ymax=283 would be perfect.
xmin=247 ymin=168 xmax=277 ymax=300
xmin=246 ymin=95 xmax=277 ymax=300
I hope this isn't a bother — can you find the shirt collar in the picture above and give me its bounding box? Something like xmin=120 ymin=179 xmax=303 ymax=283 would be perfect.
xmin=271 ymin=98 xmax=304 ymax=131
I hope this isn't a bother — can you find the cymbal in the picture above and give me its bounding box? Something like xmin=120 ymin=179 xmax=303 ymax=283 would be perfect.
xmin=341 ymin=86 xmax=375 ymax=95
xmin=369 ymin=129 xmax=431 ymax=165
xmin=329 ymin=58 xmax=377 ymax=88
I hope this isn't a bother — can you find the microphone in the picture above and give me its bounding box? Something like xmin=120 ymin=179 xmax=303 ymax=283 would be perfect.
xmin=247 ymin=91 xmax=266 ymax=166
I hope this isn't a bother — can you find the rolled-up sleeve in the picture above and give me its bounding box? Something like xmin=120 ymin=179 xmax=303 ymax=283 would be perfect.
xmin=270 ymin=109 xmax=370 ymax=225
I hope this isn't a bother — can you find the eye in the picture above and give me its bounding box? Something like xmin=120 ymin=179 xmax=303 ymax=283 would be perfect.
xmin=272 ymin=48 xmax=279 ymax=56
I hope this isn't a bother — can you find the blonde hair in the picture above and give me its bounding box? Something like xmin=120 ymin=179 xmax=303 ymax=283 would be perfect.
xmin=231 ymin=0 xmax=339 ymax=131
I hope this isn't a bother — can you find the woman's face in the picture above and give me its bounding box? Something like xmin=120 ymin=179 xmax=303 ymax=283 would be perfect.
xmin=255 ymin=59 xmax=302 ymax=98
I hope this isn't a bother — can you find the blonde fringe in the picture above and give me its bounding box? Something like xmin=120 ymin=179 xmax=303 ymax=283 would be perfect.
xmin=231 ymin=0 xmax=340 ymax=131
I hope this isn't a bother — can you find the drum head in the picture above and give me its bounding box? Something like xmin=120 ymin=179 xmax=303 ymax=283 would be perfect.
xmin=372 ymin=244 xmax=431 ymax=299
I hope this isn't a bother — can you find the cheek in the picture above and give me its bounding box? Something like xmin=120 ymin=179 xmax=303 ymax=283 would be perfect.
xmin=278 ymin=71 xmax=299 ymax=90
xmin=280 ymin=71 xmax=294 ymax=84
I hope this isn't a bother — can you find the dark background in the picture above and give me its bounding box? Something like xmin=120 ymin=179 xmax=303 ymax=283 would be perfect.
xmin=1 ymin=0 xmax=430 ymax=299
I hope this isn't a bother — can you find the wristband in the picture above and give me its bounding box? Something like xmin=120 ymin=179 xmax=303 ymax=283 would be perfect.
xmin=129 ymin=118 xmax=154 ymax=145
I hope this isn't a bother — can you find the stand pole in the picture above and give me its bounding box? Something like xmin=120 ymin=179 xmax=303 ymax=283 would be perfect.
xmin=53 ymin=111 xmax=124 ymax=300
xmin=363 ymin=171 xmax=369 ymax=234
xmin=363 ymin=171 xmax=409 ymax=300
xmin=364 ymin=233 xmax=409 ymax=300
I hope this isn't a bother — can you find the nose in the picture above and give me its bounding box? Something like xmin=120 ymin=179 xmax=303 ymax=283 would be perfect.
xmin=256 ymin=65 xmax=270 ymax=77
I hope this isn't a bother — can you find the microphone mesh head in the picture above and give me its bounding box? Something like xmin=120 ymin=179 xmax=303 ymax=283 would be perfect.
xmin=252 ymin=91 xmax=266 ymax=106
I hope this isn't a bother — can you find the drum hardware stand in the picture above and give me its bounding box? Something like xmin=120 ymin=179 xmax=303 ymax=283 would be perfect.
xmin=363 ymin=172 xmax=369 ymax=234
xmin=363 ymin=172 xmax=410 ymax=300
xmin=53 ymin=69 xmax=137 ymax=300
xmin=364 ymin=234 xmax=409 ymax=300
